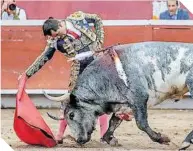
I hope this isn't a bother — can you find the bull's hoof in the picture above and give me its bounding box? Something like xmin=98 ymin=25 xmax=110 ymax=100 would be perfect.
xmin=158 ymin=133 xmax=170 ymax=144
xmin=100 ymin=138 xmax=108 ymax=144
xmin=109 ymin=137 xmax=119 ymax=146
xmin=100 ymin=136 xmax=119 ymax=146
xmin=179 ymin=141 xmax=191 ymax=150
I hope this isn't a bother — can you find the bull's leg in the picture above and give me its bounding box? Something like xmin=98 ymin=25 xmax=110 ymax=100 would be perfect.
xmin=101 ymin=113 xmax=122 ymax=146
xmin=133 ymin=99 xmax=170 ymax=144
xmin=180 ymin=71 xmax=193 ymax=150
xmin=180 ymin=130 xmax=193 ymax=150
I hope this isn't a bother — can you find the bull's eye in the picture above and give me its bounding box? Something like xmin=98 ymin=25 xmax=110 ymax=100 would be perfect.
xmin=69 ymin=112 xmax=74 ymax=120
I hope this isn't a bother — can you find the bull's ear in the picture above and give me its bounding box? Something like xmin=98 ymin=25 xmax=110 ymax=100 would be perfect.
xmin=69 ymin=94 xmax=79 ymax=106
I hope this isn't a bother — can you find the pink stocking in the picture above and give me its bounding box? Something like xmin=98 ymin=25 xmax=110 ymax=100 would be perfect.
xmin=56 ymin=120 xmax=67 ymax=141
xmin=99 ymin=114 xmax=108 ymax=138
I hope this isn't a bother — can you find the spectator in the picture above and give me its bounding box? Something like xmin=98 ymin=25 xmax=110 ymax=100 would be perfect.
xmin=159 ymin=0 xmax=189 ymax=20
xmin=1 ymin=0 xmax=27 ymax=20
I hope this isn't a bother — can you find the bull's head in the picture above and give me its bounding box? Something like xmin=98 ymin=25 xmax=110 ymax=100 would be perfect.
xmin=43 ymin=91 xmax=99 ymax=144
xmin=64 ymin=94 xmax=99 ymax=144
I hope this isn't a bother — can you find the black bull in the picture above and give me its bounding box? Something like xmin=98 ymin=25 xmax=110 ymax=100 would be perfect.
xmin=45 ymin=42 xmax=193 ymax=150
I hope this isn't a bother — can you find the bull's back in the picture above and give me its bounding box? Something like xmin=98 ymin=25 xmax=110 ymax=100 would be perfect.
xmin=75 ymin=42 xmax=193 ymax=104
xmin=116 ymin=42 xmax=193 ymax=104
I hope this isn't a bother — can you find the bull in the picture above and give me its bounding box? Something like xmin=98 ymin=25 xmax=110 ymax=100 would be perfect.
xmin=44 ymin=41 xmax=193 ymax=150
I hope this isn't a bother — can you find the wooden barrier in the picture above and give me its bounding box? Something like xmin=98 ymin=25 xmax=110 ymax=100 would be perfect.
xmin=153 ymin=25 xmax=193 ymax=43
xmin=2 ymin=21 xmax=193 ymax=90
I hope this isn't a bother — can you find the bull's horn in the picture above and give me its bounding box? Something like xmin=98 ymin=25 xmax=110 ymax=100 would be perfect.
xmin=43 ymin=90 xmax=70 ymax=102
xmin=47 ymin=112 xmax=64 ymax=120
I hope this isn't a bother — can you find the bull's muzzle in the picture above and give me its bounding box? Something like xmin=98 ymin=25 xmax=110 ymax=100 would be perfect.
xmin=77 ymin=135 xmax=90 ymax=145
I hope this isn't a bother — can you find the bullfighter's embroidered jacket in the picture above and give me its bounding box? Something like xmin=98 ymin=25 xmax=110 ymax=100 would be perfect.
xmin=25 ymin=11 xmax=104 ymax=80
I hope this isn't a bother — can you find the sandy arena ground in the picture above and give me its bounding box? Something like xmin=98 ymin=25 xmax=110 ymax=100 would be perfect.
xmin=1 ymin=109 xmax=193 ymax=151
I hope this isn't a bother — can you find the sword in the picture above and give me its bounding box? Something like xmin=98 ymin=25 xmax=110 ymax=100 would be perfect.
xmin=67 ymin=43 xmax=120 ymax=62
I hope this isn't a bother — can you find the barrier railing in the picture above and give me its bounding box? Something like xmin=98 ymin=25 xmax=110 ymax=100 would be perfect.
xmin=2 ymin=20 xmax=193 ymax=92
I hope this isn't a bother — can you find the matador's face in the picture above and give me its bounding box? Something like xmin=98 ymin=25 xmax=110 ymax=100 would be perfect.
xmin=50 ymin=21 xmax=67 ymax=39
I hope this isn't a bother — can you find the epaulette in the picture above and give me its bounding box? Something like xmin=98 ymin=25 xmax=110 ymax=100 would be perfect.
xmin=67 ymin=11 xmax=85 ymax=21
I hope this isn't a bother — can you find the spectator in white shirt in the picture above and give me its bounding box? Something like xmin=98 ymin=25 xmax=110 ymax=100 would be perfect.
xmin=1 ymin=0 xmax=27 ymax=20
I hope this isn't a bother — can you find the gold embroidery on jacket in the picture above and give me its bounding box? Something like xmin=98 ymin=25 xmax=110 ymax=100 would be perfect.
xmin=67 ymin=11 xmax=85 ymax=21
xmin=69 ymin=60 xmax=80 ymax=90
xmin=26 ymin=47 xmax=50 ymax=77
xmin=73 ymin=24 xmax=96 ymax=42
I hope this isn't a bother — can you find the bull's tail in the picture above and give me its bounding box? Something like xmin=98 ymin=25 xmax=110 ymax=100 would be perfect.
xmin=149 ymin=84 xmax=189 ymax=107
